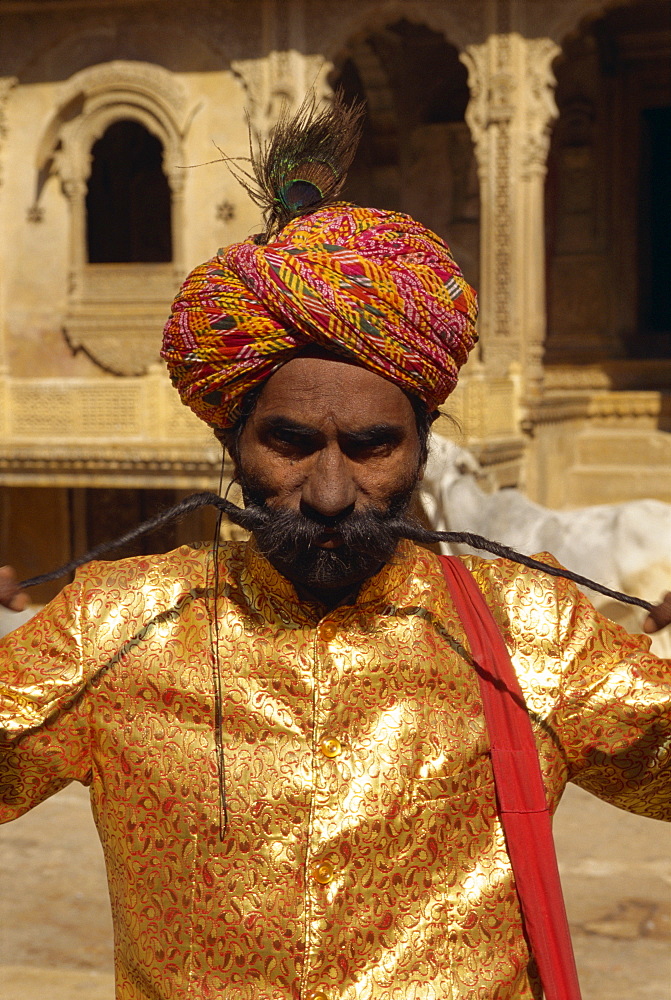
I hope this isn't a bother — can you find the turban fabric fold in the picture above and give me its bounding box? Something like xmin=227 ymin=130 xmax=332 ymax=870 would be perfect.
xmin=161 ymin=203 xmax=478 ymax=429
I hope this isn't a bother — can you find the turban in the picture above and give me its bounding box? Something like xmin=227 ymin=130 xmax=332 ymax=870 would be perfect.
xmin=161 ymin=202 xmax=478 ymax=429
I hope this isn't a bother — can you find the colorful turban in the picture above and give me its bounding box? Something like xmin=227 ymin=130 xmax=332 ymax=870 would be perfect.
xmin=161 ymin=203 xmax=478 ymax=429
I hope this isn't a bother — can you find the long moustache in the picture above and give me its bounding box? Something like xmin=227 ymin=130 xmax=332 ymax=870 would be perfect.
xmin=14 ymin=488 xmax=663 ymax=839
xmin=18 ymin=490 xmax=656 ymax=614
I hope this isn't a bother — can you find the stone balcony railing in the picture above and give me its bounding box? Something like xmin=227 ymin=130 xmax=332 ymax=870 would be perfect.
xmin=0 ymin=366 xmax=223 ymax=488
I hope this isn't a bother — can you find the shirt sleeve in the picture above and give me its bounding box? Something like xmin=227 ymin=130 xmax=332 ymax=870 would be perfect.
xmin=550 ymin=571 xmax=671 ymax=820
xmin=0 ymin=546 xmax=208 ymax=823
xmin=467 ymin=552 xmax=671 ymax=821
xmin=0 ymin=576 xmax=93 ymax=822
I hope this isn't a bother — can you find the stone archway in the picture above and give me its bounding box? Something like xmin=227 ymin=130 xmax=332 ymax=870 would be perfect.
xmin=330 ymin=18 xmax=480 ymax=290
xmin=35 ymin=60 xmax=194 ymax=376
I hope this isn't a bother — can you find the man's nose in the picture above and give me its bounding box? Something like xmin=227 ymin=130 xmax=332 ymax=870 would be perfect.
xmin=300 ymin=447 xmax=356 ymax=523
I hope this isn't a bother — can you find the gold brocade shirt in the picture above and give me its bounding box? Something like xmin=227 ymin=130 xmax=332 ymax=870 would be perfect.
xmin=1 ymin=540 xmax=669 ymax=1000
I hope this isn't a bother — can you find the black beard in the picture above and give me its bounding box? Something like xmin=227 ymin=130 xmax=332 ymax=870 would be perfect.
xmin=237 ymin=470 xmax=419 ymax=597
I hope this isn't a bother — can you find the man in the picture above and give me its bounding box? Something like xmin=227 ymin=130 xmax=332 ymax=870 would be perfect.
xmin=1 ymin=97 xmax=670 ymax=1000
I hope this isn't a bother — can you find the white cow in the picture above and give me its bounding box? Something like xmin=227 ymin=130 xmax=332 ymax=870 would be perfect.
xmin=421 ymin=435 xmax=671 ymax=657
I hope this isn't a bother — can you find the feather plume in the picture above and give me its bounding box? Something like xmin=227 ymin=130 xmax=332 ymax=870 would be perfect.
xmin=234 ymin=90 xmax=366 ymax=241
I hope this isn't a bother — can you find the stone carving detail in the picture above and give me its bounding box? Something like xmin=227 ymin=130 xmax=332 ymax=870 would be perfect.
xmin=462 ymin=37 xmax=515 ymax=342
xmin=0 ymin=367 xmax=220 ymax=487
xmin=229 ymin=57 xmax=265 ymax=141
xmin=460 ymin=44 xmax=490 ymax=169
xmin=26 ymin=204 xmax=45 ymax=223
xmin=0 ymin=78 xmax=15 ymax=136
xmin=62 ymin=263 xmax=176 ymax=376
xmin=462 ymin=30 xmax=561 ymax=395
xmin=47 ymin=60 xmax=191 ymax=199
xmin=216 ymin=199 xmax=236 ymax=223
xmin=0 ymin=77 xmax=17 ymax=189
xmin=520 ymin=38 xmax=561 ymax=176
xmin=56 ymin=60 xmax=189 ymax=124
xmin=232 ymin=52 xmax=332 ymax=146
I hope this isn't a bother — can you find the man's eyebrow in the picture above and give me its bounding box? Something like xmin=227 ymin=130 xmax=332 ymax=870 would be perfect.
xmin=340 ymin=423 xmax=406 ymax=444
xmin=259 ymin=417 xmax=406 ymax=443
xmin=260 ymin=416 xmax=321 ymax=437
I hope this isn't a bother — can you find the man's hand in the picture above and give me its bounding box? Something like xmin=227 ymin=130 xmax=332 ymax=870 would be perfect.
xmin=0 ymin=565 xmax=28 ymax=612
xmin=643 ymin=592 xmax=671 ymax=634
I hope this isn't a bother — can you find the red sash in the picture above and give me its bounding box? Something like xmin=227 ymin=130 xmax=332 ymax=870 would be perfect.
xmin=439 ymin=555 xmax=582 ymax=1000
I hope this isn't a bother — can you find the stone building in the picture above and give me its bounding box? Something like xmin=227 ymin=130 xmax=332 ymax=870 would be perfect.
xmin=0 ymin=0 xmax=669 ymax=601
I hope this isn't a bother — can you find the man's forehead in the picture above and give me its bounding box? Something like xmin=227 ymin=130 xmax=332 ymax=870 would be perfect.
xmin=254 ymin=354 xmax=414 ymax=424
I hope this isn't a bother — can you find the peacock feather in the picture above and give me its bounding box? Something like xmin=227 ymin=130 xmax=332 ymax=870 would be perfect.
xmin=231 ymin=90 xmax=366 ymax=242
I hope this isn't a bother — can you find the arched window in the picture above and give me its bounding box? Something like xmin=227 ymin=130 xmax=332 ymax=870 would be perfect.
xmin=86 ymin=119 xmax=172 ymax=263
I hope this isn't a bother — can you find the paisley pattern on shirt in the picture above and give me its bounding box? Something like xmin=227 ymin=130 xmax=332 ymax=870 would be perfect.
xmin=1 ymin=540 xmax=669 ymax=1000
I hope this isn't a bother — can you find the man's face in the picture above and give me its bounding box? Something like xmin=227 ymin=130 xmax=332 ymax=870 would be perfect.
xmin=234 ymin=353 xmax=423 ymax=603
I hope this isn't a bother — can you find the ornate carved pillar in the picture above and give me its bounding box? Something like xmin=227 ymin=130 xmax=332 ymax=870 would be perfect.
xmin=0 ymin=78 xmax=16 ymax=189
xmin=166 ymin=166 xmax=186 ymax=287
xmin=517 ymin=37 xmax=561 ymax=400
xmin=0 ymin=77 xmax=17 ymax=381
xmin=461 ymin=31 xmax=559 ymax=402
xmin=60 ymin=177 xmax=88 ymax=301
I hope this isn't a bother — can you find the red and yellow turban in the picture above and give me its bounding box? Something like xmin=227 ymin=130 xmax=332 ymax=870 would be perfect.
xmin=161 ymin=203 xmax=478 ymax=429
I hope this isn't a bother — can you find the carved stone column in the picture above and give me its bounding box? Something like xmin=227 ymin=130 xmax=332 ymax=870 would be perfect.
xmin=0 ymin=78 xmax=16 ymax=188
xmin=61 ymin=176 xmax=88 ymax=301
xmin=0 ymin=77 xmax=17 ymax=376
xmin=461 ymin=33 xmax=559 ymax=402
xmin=166 ymin=166 xmax=186 ymax=287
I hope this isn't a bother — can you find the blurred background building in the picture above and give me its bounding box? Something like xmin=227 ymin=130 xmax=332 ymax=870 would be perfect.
xmin=0 ymin=0 xmax=669 ymax=602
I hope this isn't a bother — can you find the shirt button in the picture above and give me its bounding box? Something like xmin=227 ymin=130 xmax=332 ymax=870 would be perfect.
xmin=320 ymin=737 xmax=342 ymax=758
xmin=319 ymin=621 xmax=337 ymax=641
xmin=306 ymin=992 xmax=328 ymax=1000
xmin=313 ymin=861 xmax=335 ymax=884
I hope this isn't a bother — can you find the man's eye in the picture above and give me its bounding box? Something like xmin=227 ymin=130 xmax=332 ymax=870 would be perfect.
xmin=347 ymin=439 xmax=396 ymax=458
xmin=270 ymin=431 xmax=314 ymax=450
